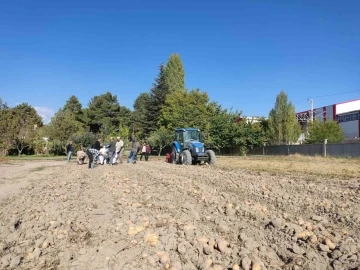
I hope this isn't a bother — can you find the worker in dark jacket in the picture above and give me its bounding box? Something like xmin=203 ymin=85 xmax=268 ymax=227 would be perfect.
xmin=145 ymin=143 xmax=151 ymax=161
xmin=108 ymin=137 xmax=117 ymax=165
xmin=92 ymin=138 xmax=102 ymax=151
xmin=66 ymin=141 xmax=73 ymax=162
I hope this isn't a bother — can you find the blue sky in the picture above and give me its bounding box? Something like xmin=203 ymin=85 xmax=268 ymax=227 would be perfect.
xmin=1 ymin=0 xmax=359 ymax=123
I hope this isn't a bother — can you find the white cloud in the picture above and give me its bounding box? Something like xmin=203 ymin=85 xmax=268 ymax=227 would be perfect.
xmin=34 ymin=106 xmax=55 ymax=124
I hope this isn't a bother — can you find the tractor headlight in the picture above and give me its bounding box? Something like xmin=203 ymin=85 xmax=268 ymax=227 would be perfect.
xmin=195 ymin=147 xmax=199 ymax=152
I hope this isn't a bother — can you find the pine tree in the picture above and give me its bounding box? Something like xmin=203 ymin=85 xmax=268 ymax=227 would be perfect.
xmin=84 ymin=92 xmax=131 ymax=135
xmin=145 ymin=64 xmax=169 ymax=135
xmin=268 ymin=90 xmax=301 ymax=145
xmin=64 ymin=95 xmax=82 ymax=113
xmin=164 ymin=53 xmax=185 ymax=93
xmin=144 ymin=54 xmax=185 ymax=136
xmin=63 ymin=95 xmax=84 ymax=123
xmin=132 ymin=92 xmax=151 ymax=138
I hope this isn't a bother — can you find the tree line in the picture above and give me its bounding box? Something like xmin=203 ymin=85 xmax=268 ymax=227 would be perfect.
xmin=0 ymin=53 xmax=344 ymax=156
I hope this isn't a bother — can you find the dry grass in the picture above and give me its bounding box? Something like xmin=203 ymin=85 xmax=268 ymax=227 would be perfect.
xmin=0 ymin=156 xmax=10 ymax=164
xmin=216 ymin=154 xmax=360 ymax=180
xmin=30 ymin=166 xmax=46 ymax=172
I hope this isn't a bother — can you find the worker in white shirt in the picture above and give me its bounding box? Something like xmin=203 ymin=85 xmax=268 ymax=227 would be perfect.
xmin=99 ymin=146 xmax=108 ymax=165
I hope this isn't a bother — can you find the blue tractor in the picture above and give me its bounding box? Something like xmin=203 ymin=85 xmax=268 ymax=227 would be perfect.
xmin=171 ymin=128 xmax=216 ymax=165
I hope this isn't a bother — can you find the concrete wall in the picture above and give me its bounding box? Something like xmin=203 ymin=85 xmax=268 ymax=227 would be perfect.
xmin=246 ymin=143 xmax=360 ymax=157
xmin=326 ymin=105 xmax=335 ymax=120
xmin=340 ymin=120 xmax=360 ymax=138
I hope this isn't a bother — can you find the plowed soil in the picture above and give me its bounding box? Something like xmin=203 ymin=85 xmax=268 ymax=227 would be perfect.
xmin=0 ymin=158 xmax=359 ymax=270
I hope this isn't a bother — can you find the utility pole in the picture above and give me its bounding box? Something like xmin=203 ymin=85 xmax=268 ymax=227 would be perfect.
xmin=308 ymin=99 xmax=314 ymax=122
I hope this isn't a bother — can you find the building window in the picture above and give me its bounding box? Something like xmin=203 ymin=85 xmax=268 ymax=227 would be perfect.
xmin=337 ymin=111 xmax=360 ymax=123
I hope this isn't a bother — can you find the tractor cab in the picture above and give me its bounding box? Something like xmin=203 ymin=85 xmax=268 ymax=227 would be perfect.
xmin=175 ymin=128 xmax=201 ymax=149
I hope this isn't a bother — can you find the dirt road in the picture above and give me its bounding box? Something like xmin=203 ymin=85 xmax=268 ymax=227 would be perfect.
xmin=0 ymin=160 xmax=359 ymax=270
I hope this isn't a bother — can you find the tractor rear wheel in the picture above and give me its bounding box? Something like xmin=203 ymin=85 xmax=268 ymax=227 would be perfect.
xmin=206 ymin=149 xmax=216 ymax=165
xmin=171 ymin=146 xmax=178 ymax=164
xmin=180 ymin=150 xmax=192 ymax=165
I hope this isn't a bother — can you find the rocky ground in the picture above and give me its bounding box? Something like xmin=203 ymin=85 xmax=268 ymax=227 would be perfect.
xmin=0 ymin=158 xmax=359 ymax=270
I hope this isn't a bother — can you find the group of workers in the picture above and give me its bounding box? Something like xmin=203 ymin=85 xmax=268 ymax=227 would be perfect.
xmin=86 ymin=137 xmax=124 ymax=168
xmin=66 ymin=137 xmax=151 ymax=169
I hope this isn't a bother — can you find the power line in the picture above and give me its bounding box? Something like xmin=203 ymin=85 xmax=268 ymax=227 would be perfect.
xmin=294 ymin=98 xmax=308 ymax=105
xmin=310 ymin=89 xmax=360 ymax=99
xmin=294 ymin=90 xmax=360 ymax=105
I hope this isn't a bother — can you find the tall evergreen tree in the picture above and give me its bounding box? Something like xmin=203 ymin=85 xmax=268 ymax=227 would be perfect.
xmin=84 ymin=92 xmax=131 ymax=135
xmin=132 ymin=92 xmax=151 ymax=138
xmin=164 ymin=53 xmax=185 ymax=93
xmin=145 ymin=64 xmax=169 ymax=135
xmin=268 ymin=90 xmax=301 ymax=145
xmin=64 ymin=95 xmax=82 ymax=113
xmin=144 ymin=54 xmax=185 ymax=136
xmin=63 ymin=95 xmax=84 ymax=123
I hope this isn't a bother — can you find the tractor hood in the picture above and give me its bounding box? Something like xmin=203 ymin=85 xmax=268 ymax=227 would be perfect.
xmin=189 ymin=141 xmax=205 ymax=154
xmin=189 ymin=141 xmax=202 ymax=148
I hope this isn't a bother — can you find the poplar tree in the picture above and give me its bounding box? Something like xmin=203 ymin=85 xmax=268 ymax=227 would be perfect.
xmin=164 ymin=53 xmax=185 ymax=93
xmin=268 ymin=90 xmax=301 ymax=145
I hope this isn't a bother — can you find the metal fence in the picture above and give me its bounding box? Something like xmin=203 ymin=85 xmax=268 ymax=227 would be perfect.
xmin=244 ymin=143 xmax=360 ymax=157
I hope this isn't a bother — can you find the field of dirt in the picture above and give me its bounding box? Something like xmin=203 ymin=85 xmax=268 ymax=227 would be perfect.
xmin=0 ymin=157 xmax=359 ymax=270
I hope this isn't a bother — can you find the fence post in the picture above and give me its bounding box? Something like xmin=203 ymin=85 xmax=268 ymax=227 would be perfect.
xmin=263 ymin=143 xmax=265 ymax=155
xmin=287 ymin=142 xmax=290 ymax=155
xmin=323 ymin=139 xmax=328 ymax=157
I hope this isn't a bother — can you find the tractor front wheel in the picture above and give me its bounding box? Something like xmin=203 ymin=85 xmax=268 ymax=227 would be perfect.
xmin=206 ymin=149 xmax=216 ymax=165
xmin=180 ymin=150 xmax=192 ymax=165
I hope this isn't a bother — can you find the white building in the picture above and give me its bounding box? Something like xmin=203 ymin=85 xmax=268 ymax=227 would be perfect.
xmin=296 ymin=98 xmax=360 ymax=142
xmin=236 ymin=116 xmax=266 ymax=124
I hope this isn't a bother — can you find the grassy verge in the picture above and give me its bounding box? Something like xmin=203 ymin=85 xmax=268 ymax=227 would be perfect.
xmin=215 ymin=154 xmax=360 ymax=180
